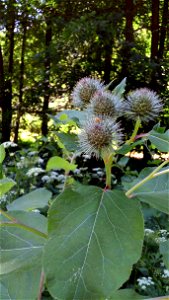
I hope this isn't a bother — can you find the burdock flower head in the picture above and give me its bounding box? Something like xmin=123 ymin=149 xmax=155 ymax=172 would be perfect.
xmin=78 ymin=117 xmax=123 ymax=158
xmin=125 ymin=88 xmax=163 ymax=122
xmin=71 ymin=77 xmax=104 ymax=108
xmin=89 ymin=90 xmax=123 ymax=119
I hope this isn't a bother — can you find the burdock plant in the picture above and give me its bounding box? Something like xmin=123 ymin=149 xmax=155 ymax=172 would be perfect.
xmin=79 ymin=117 xmax=123 ymax=188
xmin=88 ymin=89 xmax=124 ymax=119
xmin=0 ymin=77 xmax=168 ymax=300
xmin=125 ymin=88 xmax=163 ymax=143
xmin=71 ymin=77 xmax=104 ymax=108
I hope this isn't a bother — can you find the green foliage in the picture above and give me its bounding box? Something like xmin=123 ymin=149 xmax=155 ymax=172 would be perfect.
xmin=0 ymin=145 xmax=5 ymax=164
xmin=7 ymin=188 xmax=51 ymax=211
xmin=46 ymin=156 xmax=77 ymax=172
xmin=0 ymin=211 xmax=47 ymax=299
xmin=0 ymin=178 xmax=16 ymax=197
xmin=124 ymin=167 xmax=169 ymax=215
xmin=148 ymin=128 xmax=169 ymax=152
xmin=160 ymin=241 xmax=169 ymax=269
xmin=44 ymin=185 xmax=144 ymax=299
xmin=0 ymin=74 xmax=169 ymax=299
xmin=112 ymin=77 xmax=127 ymax=97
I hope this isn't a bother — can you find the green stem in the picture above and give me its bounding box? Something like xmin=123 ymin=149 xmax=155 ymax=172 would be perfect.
xmin=127 ymin=116 xmax=141 ymax=144
xmin=153 ymin=168 xmax=169 ymax=178
xmin=63 ymin=153 xmax=76 ymax=190
xmin=0 ymin=209 xmax=47 ymax=239
xmin=103 ymin=153 xmax=113 ymax=189
xmin=126 ymin=160 xmax=169 ymax=197
xmin=37 ymin=270 xmax=45 ymax=300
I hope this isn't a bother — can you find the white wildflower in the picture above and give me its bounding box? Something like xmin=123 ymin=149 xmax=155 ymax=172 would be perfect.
xmin=162 ymin=269 xmax=169 ymax=278
xmin=145 ymin=228 xmax=154 ymax=236
xmin=2 ymin=141 xmax=17 ymax=148
xmin=28 ymin=151 xmax=38 ymax=156
xmin=26 ymin=167 xmax=44 ymax=177
xmin=137 ymin=277 xmax=154 ymax=290
xmin=155 ymin=237 xmax=167 ymax=243
xmin=50 ymin=171 xmax=59 ymax=179
xmin=57 ymin=174 xmax=65 ymax=182
xmin=74 ymin=168 xmax=81 ymax=175
xmin=36 ymin=157 xmax=44 ymax=164
xmin=97 ymin=171 xmax=104 ymax=177
xmin=41 ymin=175 xmax=51 ymax=183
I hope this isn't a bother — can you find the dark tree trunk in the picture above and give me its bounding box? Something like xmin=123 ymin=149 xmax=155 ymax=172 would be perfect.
xmin=151 ymin=0 xmax=159 ymax=59
xmin=150 ymin=0 xmax=160 ymax=90
xmin=0 ymin=45 xmax=5 ymax=110
xmin=103 ymin=43 xmax=112 ymax=84
xmin=1 ymin=0 xmax=15 ymax=142
xmin=41 ymin=18 xmax=52 ymax=136
xmin=120 ymin=0 xmax=135 ymax=79
xmin=158 ymin=0 xmax=168 ymax=59
xmin=14 ymin=14 xmax=27 ymax=143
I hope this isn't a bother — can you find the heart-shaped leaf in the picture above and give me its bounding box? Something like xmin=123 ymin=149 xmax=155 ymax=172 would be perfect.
xmin=43 ymin=185 xmax=144 ymax=299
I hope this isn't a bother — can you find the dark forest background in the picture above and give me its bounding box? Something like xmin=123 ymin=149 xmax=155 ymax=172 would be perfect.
xmin=0 ymin=0 xmax=168 ymax=143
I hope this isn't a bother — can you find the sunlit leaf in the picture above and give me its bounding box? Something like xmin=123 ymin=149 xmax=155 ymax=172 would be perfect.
xmin=46 ymin=156 xmax=77 ymax=172
xmin=0 ymin=178 xmax=16 ymax=197
xmin=0 ymin=144 xmax=5 ymax=164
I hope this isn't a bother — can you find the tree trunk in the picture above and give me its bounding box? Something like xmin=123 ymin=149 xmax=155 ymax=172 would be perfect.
xmin=103 ymin=43 xmax=112 ymax=84
xmin=150 ymin=0 xmax=160 ymax=90
xmin=120 ymin=0 xmax=134 ymax=79
xmin=41 ymin=18 xmax=52 ymax=136
xmin=1 ymin=0 xmax=15 ymax=142
xmin=158 ymin=0 xmax=168 ymax=59
xmin=151 ymin=0 xmax=159 ymax=60
xmin=0 ymin=45 xmax=5 ymax=110
xmin=14 ymin=14 xmax=27 ymax=143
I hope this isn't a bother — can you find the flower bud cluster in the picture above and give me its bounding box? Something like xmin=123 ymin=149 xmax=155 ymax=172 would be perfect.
xmin=71 ymin=77 xmax=162 ymax=158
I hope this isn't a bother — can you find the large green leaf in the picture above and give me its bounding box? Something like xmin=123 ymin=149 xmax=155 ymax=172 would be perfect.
xmin=110 ymin=288 xmax=145 ymax=299
xmin=7 ymin=187 xmax=52 ymax=211
xmin=46 ymin=156 xmax=77 ymax=172
xmin=126 ymin=167 xmax=169 ymax=215
xmin=0 ymin=144 xmax=5 ymax=164
xmin=160 ymin=240 xmax=169 ymax=269
xmin=0 ymin=178 xmax=16 ymax=197
xmin=0 ymin=282 xmax=11 ymax=299
xmin=148 ymin=129 xmax=169 ymax=152
xmin=0 ymin=211 xmax=47 ymax=299
xmin=43 ymin=185 xmax=144 ymax=299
